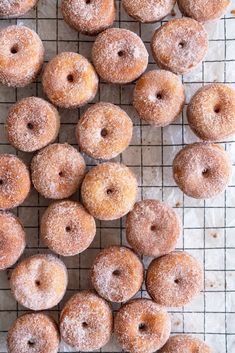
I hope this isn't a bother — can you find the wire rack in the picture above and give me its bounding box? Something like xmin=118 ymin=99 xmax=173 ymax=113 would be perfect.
xmin=0 ymin=0 xmax=235 ymax=352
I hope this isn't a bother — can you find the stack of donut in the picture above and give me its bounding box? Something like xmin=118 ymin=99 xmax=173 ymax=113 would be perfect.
xmin=0 ymin=0 xmax=233 ymax=352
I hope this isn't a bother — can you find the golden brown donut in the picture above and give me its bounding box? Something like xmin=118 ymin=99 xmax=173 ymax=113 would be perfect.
xmin=146 ymin=251 xmax=203 ymax=307
xmin=0 ymin=25 xmax=44 ymax=87
xmin=61 ymin=0 xmax=116 ymax=35
xmin=91 ymin=246 xmax=144 ymax=302
xmin=10 ymin=254 xmax=68 ymax=311
xmin=0 ymin=154 xmax=31 ymax=210
xmin=114 ymin=299 xmax=171 ymax=353
xmin=92 ymin=28 xmax=149 ymax=84
xmin=31 ymin=143 xmax=86 ymax=200
xmin=6 ymin=97 xmax=60 ymax=152
xmin=42 ymin=52 xmax=98 ymax=109
xmin=81 ymin=162 xmax=138 ymax=220
xmin=177 ymin=0 xmax=230 ymax=22
xmin=0 ymin=211 xmax=25 ymax=270
xmin=173 ymin=143 xmax=232 ymax=199
xmin=133 ymin=70 xmax=185 ymax=126
xmin=76 ymin=102 xmax=133 ymax=160
xmin=7 ymin=313 xmax=60 ymax=353
xmin=41 ymin=200 xmax=96 ymax=256
xmin=159 ymin=335 xmax=213 ymax=353
xmin=122 ymin=0 xmax=176 ymax=23
xmin=187 ymin=84 xmax=235 ymax=141
xmin=126 ymin=200 xmax=181 ymax=258
xmin=60 ymin=290 xmax=113 ymax=351
xmin=151 ymin=18 xmax=208 ymax=75
xmin=0 ymin=0 xmax=38 ymax=17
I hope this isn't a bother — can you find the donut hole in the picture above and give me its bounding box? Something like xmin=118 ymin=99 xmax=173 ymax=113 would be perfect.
xmin=28 ymin=339 xmax=36 ymax=347
xmin=112 ymin=269 xmax=121 ymax=276
xmin=138 ymin=323 xmax=147 ymax=332
xmin=150 ymin=225 xmax=158 ymax=232
xmin=0 ymin=179 xmax=3 ymax=186
xmin=156 ymin=92 xmax=163 ymax=100
xmin=35 ymin=280 xmax=41 ymax=287
xmin=82 ymin=322 xmax=88 ymax=328
xmin=118 ymin=50 xmax=125 ymax=58
xmin=202 ymin=168 xmax=210 ymax=178
xmin=59 ymin=171 xmax=64 ymax=177
xmin=174 ymin=278 xmax=180 ymax=284
xmin=106 ymin=188 xmax=114 ymax=195
xmin=65 ymin=226 xmax=71 ymax=232
xmin=10 ymin=44 xmax=19 ymax=54
xmin=67 ymin=74 xmax=74 ymax=83
xmin=85 ymin=0 xmax=91 ymax=3
xmin=214 ymin=105 xmax=221 ymax=114
xmin=178 ymin=41 xmax=186 ymax=49
xmin=101 ymin=128 xmax=108 ymax=138
xmin=27 ymin=122 xmax=34 ymax=130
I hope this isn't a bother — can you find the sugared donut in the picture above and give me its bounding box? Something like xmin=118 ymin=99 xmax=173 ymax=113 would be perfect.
xmin=61 ymin=0 xmax=116 ymax=35
xmin=126 ymin=200 xmax=181 ymax=258
xmin=0 ymin=0 xmax=38 ymax=17
xmin=146 ymin=251 xmax=203 ymax=307
xmin=173 ymin=143 xmax=232 ymax=199
xmin=187 ymin=84 xmax=235 ymax=141
xmin=0 ymin=25 xmax=44 ymax=87
xmin=151 ymin=18 xmax=208 ymax=75
xmin=60 ymin=290 xmax=113 ymax=351
xmin=122 ymin=0 xmax=176 ymax=23
xmin=0 ymin=154 xmax=31 ymax=209
xmin=31 ymin=143 xmax=86 ymax=200
xmin=159 ymin=335 xmax=212 ymax=353
xmin=76 ymin=102 xmax=133 ymax=160
xmin=7 ymin=313 xmax=60 ymax=353
xmin=6 ymin=97 xmax=60 ymax=152
xmin=0 ymin=212 xmax=25 ymax=270
xmin=133 ymin=70 xmax=185 ymax=126
xmin=177 ymin=0 xmax=230 ymax=22
xmin=42 ymin=52 xmax=98 ymax=109
xmin=41 ymin=200 xmax=96 ymax=256
xmin=81 ymin=162 xmax=138 ymax=220
xmin=92 ymin=28 xmax=149 ymax=84
xmin=91 ymin=246 xmax=144 ymax=302
xmin=10 ymin=254 xmax=68 ymax=311
xmin=114 ymin=299 xmax=171 ymax=353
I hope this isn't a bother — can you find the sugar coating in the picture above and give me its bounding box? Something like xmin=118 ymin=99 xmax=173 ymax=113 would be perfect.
xmin=6 ymin=97 xmax=60 ymax=152
xmin=0 ymin=0 xmax=38 ymax=17
xmin=151 ymin=18 xmax=208 ymax=75
xmin=159 ymin=334 xmax=213 ymax=353
xmin=0 ymin=211 xmax=25 ymax=270
xmin=76 ymin=102 xmax=133 ymax=160
xmin=10 ymin=254 xmax=68 ymax=311
xmin=114 ymin=298 xmax=171 ymax=353
xmin=122 ymin=0 xmax=176 ymax=23
xmin=92 ymin=28 xmax=149 ymax=84
xmin=91 ymin=246 xmax=144 ymax=302
xmin=61 ymin=0 xmax=116 ymax=35
xmin=41 ymin=200 xmax=96 ymax=257
xmin=146 ymin=251 xmax=203 ymax=307
xmin=173 ymin=143 xmax=232 ymax=199
xmin=60 ymin=290 xmax=113 ymax=351
xmin=81 ymin=162 xmax=138 ymax=221
xmin=0 ymin=25 xmax=44 ymax=87
xmin=7 ymin=313 xmax=60 ymax=353
xmin=187 ymin=84 xmax=235 ymax=141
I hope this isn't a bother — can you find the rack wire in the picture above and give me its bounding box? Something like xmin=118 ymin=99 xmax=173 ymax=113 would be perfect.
xmin=0 ymin=0 xmax=235 ymax=352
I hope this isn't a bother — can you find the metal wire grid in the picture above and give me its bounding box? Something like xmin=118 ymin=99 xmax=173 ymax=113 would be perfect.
xmin=0 ymin=0 xmax=235 ymax=352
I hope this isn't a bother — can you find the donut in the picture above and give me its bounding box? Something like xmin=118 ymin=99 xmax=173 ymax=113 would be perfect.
xmin=0 ymin=211 xmax=25 ymax=270
xmin=126 ymin=200 xmax=181 ymax=258
xmin=92 ymin=28 xmax=149 ymax=84
xmin=76 ymin=102 xmax=133 ymax=160
xmin=61 ymin=0 xmax=116 ymax=35
xmin=60 ymin=290 xmax=113 ymax=351
xmin=0 ymin=0 xmax=38 ymax=17
xmin=31 ymin=143 xmax=86 ymax=200
xmin=133 ymin=70 xmax=185 ymax=126
xmin=7 ymin=313 xmax=60 ymax=353
xmin=173 ymin=143 xmax=232 ymax=199
xmin=0 ymin=154 xmax=31 ymax=210
xmin=177 ymin=0 xmax=230 ymax=22
xmin=114 ymin=299 xmax=171 ymax=353
xmin=159 ymin=335 xmax=212 ymax=353
xmin=151 ymin=18 xmax=208 ymax=75
xmin=6 ymin=97 xmax=60 ymax=152
xmin=187 ymin=84 xmax=235 ymax=141
xmin=81 ymin=162 xmax=138 ymax=220
xmin=122 ymin=0 xmax=176 ymax=23
xmin=10 ymin=254 xmax=68 ymax=311
xmin=41 ymin=200 xmax=96 ymax=256
xmin=0 ymin=25 xmax=44 ymax=87
xmin=146 ymin=251 xmax=203 ymax=307
xmin=42 ymin=52 xmax=98 ymax=109
xmin=91 ymin=246 xmax=144 ymax=302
